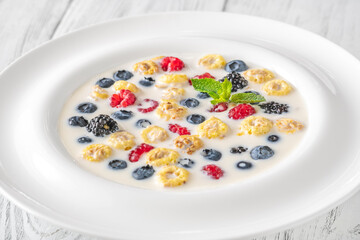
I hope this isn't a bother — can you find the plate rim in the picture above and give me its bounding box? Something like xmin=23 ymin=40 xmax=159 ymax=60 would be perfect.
xmin=1 ymin=11 xmax=360 ymax=240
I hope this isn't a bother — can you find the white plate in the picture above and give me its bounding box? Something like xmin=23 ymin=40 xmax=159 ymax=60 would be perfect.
xmin=0 ymin=12 xmax=360 ymax=240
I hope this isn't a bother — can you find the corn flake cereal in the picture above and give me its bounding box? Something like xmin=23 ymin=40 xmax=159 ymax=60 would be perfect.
xmin=158 ymin=74 xmax=188 ymax=86
xmin=238 ymin=116 xmax=273 ymax=136
xmin=275 ymin=118 xmax=304 ymax=134
xmin=113 ymin=80 xmax=139 ymax=93
xmin=108 ymin=131 xmax=135 ymax=150
xmin=198 ymin=54 xmax=226 ymax=69
xmin=157 ymin=166 xmax=189 ymax=187
xmin=146 ymin=148 xmax=180 ymax=167
xmin=174 ymin=135 xmax=203 ymax=155
xmin=90 ymin=85 xmax=109 ymax=100
xmin=82 ymin=144 xmax=112 ymax=162
xmin=141 ymin=125 xmax=169 ymax=144
xmin=133 ymin=60 xmax=159 ymax=75
xmin=197 ymin=116 xmax=228 ymax=139
xmin=262 ymin=79 xmax=292 ymax=96
xmin=162 ymin=87 xmax=185 ymax=100
xmin=243 ymin=68 xmax=275 ymax=84
xmin=156 ymin=99 xmax=187 ymax=120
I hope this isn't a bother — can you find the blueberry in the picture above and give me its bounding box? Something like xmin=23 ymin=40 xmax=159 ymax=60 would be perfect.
xmin=108 ymin=160 xmax=127 ymax=170
xmin=178 ymin=158 xmax=195 ymax=168
xmin=268 ymin=135 xmax=280 ymax=142
xmin=236 ymin=161 xmax=253 ymax=170
xmin=132 ymin=165 xmax=155 ymax=180
xmin=180 ymin=98 xmax=200 ymax=108
xmin=186 ymin=114 xmax=205 ymax=124
xmin=201 ymin=149 xmax=222 ymax=161
xmin=76 ymin=102 xmax=97 ymax=113
xmin=77 ymin=137 xmax=92 ymax=143
xmin=244 ymin=91 xmax=261 ymax=105
xmin=139 ymin=77 xmax=155 ymax=87
xmin=113 ymin=70 xmax=133 ymax=81
xmin=197 ymin=92 xmax=210 ymax=99
xmin=112 ymin=110 xmax=133 ymax=120
xmin=68 ymin=116 xmax=88 ymax=127
xmin=136 ymin=119 xmax=151 ymax=128
xmin=225 ymin=60 xmax=248 ymax=72
xmin=250 ymin=146 xmax=274 ymax=160
xmin=95 ymin=78 xmax=115 ymax=88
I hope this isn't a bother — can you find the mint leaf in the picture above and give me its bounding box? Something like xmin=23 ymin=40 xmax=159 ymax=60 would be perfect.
xmin=219 ymin=78 xmax=232 ymax=101
xmin=207 ymin=91 xmax=220 ymax=99
xmin=191 ymin=78 xmax=222 ymax=93
xmin=191 ymin=77 xmax=233 ymax=105
xmin=211 ymin=99 xmax=223 ymax=105
xmin=230 ymin=93 xmax=266 ymax=103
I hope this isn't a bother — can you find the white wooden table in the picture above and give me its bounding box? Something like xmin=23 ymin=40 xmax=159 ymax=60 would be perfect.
xmin=1 ymin=0 xmax=360 ymax=239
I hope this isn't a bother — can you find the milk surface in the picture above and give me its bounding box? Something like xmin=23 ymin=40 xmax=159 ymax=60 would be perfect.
xmin=58 ymin=55 xmax=308 ymax=190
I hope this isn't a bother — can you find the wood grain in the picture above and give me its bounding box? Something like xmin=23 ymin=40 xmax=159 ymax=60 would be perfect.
xmin=0 ymin=0 xmax=359 ymax=239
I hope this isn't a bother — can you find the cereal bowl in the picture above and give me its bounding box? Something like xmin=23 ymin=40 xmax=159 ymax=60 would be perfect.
xmin=0 ymin=12 xmax=359 ymax=240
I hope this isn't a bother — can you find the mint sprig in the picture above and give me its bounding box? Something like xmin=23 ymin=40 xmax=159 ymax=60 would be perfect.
xmin=191 ymin=78 xmax=222 ymax=93
xmin=230 ymin=93 xmax=266 ymax=103
xmin=190 ymin=77 xmax=266 ymax=104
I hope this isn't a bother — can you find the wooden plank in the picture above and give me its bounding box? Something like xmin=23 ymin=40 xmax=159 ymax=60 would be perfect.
xmin=225 ymin=0 xmax=360 ymax=58
xmin=0 ymin=0 xmax=359 ymax=239
xmin=0 ymin=0 xmax=73 ymax=70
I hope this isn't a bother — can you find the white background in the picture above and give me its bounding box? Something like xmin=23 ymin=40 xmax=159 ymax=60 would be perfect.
xmin=0 ymin=0 xmax=359 ymax=239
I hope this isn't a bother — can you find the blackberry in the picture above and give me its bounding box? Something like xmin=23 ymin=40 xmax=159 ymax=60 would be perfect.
xmin=86 ymin=114 xmax=119 ymax=137
xmin=259 ymin=101 xmax=289 ymax=114
xmin=219 ymin=71 xmax=248 ymax=92
xmin=230 ymin=146 xmax=248 ymax=154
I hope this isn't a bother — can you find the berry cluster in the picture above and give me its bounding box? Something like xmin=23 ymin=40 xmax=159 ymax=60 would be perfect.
xmin=161 ymin=57 xmax=185 ymax=72
xmin=138 ymin=99 xmax=159 ymax=113
xmin=219 ymin=71 xmax=248 ymax=92
xmin=193 ymin=72 xmax=215 ymax=79
xmin=86 ymin=114 xmax=119 ymax=137
xmin=110 ymin=89 xmax=136 ymax=108
xmin=259 ymin=101 xmax=289 ymax=114
xmin=230 ymin=146 xmax=248 ymax=154
xmin=202 ymin=164 xmax=224 ymax=179
xmin=128 ymin=143 xmax=154 ymax=162
xmin=191 ymin=72 xmax=215 ymax=86
xmin=228 ymin=104 xmax=256 ymax=120
xmin=209 ymin=102 xmax=228 ymax=112
xmin=168 ymin=124 xmax=191 ymax=135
